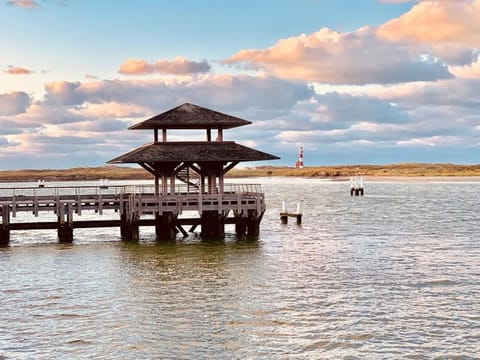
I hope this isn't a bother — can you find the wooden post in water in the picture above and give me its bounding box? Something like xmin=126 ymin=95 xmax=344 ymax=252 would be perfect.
xmin=201 ymin=211 xmax=226 ymax=238
xmin=155 ymin=211 xmax=177 ymax=241
xmin=295 ymin=201 xmax=303 ymax=225
xmin=246 ymin=209 xmax=262 ymax=236
xmin=0 ymin=204 xmax=10 ymax=246
xmin=58 ymin=203 xmax=73 ymax=243
xmin=280 ymin=200 xmax=288 ymax=224
xmin=125 ymin=214 xmax=140 ymax=242
xmin=234 ymin=210 xmax=248 ymax=236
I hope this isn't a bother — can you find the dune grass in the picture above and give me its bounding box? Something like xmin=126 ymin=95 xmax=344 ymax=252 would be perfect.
xmin=0 ymin=163 xmax=479 ymax=182
xmin=227 ymin=164 xmax=480 ymax=178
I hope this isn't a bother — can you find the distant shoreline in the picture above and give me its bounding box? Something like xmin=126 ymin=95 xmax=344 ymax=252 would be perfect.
xmin=0 ymin=164 xmax=479 ymax=182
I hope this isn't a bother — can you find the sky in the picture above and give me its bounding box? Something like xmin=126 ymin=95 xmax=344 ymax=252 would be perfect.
xmin=1 ymin=0 xmax=480 ymax=169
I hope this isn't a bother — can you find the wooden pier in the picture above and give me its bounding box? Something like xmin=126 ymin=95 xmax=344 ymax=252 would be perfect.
xmin=0 ymin=102 xmax=279 ymax=245
xmin=0 ymin=183 xmax=267 ymax=245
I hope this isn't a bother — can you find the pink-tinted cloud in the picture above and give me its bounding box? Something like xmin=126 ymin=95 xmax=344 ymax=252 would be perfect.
xmin=6 ymin=0 xmax=39 ymax=8
xmin=224 ymin=27 xmax=451 ymax=85
xmin=4 ymin=66 xmax=33 ymax=75
xmin=0 ymin=91 xmax=31 ymax=115
xmin=450 ymin=60 xmax=480 ymax=79
xmin=380 ymin=0 xmax=466 ymax=3
xmin=378 ymin=0 xmax=480 ymax=48
xmin=119 ymin=57 xmax=211 ymax=75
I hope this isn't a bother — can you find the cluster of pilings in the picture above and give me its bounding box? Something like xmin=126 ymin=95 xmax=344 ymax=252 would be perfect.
xmin=350 ymin=176 xmax=365 ymax=196
xmin=279 ymin=200 xmax=303 ymax=225
xmin=118 ymin=209 xmax=262 ymax=242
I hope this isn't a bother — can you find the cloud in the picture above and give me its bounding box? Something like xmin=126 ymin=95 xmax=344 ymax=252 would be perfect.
xmin=62 ymin=119 xmax=127 ymax=132
xmin=450 ymin=58 xmax=480 ymax=79
xmin=224 ymin=27 xmax=452 ymax=85
xmin=4 ymin=66 xmax=33 ymax=75
xmin=119 ymin=57 xmax=211 ymax=75
xmin=378 ymin=0 xmax=480 ymax=48
xmin=0 ymin=92 xmax=31 ymax=116
xmin=44 ymin=81 xmax=85 ymax=105
xmin=70 ymin=102 xmax=150 ymax=119
xmin=365 ymin=78 xmax=480 ymax=109
xmin=6 ymin=0 xmax=39 ymax=8
xmin=43 ymin=75 xmax=313 ymax=115
xmin=380 ymin=0 xmax=470 ymax=3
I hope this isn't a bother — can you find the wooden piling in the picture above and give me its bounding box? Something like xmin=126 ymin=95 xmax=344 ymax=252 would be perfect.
xmin=201 ymin=211 xmax=226 ymax=238
xmin=57 ymin=203 xmax=73 ymax=243
xmin=155 ymin=212 xmax=177 ymax=241
xmin=0 ymin=205 xmax=10 ymax=246
xmin=123 ymin=214 xmax=139 ymax=242
xmin=246 ymin=209 xmax=262 ymax=236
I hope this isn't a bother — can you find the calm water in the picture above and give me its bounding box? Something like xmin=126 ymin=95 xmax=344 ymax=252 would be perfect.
xmin=1 ymin=178 xmax=480 ymax=359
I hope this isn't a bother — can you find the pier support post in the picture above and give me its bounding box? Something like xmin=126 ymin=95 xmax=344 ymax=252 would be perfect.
xmin=122 ymin=214 xmax=139 ymax=242
xmin=58 ymin=223 xmax=73 ymax=243
xmin=120 ymin=213 xmax=127 ymax=239
xmin=234 ymin=212 xmax=247 ymax=236
xmin=201 ymin=211 xmax=225 ymax=238
xmin=0 ymin=225 xmax=9 ymax=246
xmin=57 ymin=204 xmax=73 ymax=243
xmin=155 ymin=212 xmax=177 ymax=241
xmin=0 ymin=205 xmax=10 ymax=246
xmin=246 ymin=209 xmax=262 ymax=237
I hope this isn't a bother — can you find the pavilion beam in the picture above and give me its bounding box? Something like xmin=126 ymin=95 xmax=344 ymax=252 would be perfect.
xmin=189 ymin=163 xmax=202 ymax=175
xmin=222 ymin=161 xmax=239 ymax=175
xmin=175 ymin=162 xmax=189 ymax=173
xmin=139 ymin=163 xmax=162 ymax=178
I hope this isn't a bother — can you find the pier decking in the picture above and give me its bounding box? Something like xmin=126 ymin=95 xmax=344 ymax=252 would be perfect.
xmin=0 ymin=183 xmax=266 ymax=245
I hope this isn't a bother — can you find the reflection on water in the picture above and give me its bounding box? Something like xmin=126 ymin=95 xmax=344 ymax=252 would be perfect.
xmin=1 ymin=178 xmax=480 ymax=358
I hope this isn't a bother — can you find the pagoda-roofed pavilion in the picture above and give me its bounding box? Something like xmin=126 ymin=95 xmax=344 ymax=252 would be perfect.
xmin=108 ymin=103 xmax=279 ymax=240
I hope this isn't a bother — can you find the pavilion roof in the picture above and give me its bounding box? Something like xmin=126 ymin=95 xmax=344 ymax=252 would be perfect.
xmin=108 ymin=141 xmax=280 ymax=163
xmin=129 ymin=103 xmax=251 ymax=130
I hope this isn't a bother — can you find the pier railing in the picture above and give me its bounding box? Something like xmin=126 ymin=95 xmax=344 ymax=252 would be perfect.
xmin=0 ymin=183 xmax=265 ymax=218
xmin=0 ymin=183 xmax=263 ymax=199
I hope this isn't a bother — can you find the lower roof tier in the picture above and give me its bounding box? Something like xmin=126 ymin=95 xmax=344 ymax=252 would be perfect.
xmin=108 ymin=141 xmax=280 ymax=163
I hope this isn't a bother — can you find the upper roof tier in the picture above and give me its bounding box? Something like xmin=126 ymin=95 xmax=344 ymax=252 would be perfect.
xmin=129 ymin=103 xmax=251 ymax=130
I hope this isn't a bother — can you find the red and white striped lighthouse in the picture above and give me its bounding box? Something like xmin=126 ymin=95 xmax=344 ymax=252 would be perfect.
xmin=295 ymin=145 xmax=304 ymax=169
